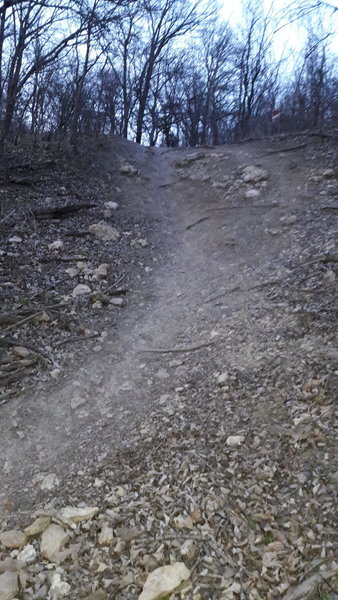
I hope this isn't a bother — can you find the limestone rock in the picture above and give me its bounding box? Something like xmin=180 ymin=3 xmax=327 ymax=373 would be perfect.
xmin=48 ymin=240 xmax=63 ymax=251
xmin=0 ymin=570 xmax=19 ymax=600
xmin=322 ymin=168 xmax=335 ymax=178
xmin=17 ymin=543 xmax=37 ymax=563
xmin=98 ymin=524 xmax=114 ymax=545
xmin=89 ymin=222 xmax=120 ymax=241
xmin=226 ymin=435 xmax=245 ymax=446
xmin=139 ymin=562 xmax=191 ymax=600
xmin=245 ymin=188 xmax=260 ymax=199
xmin=120 ymin=164 xmax=139 ymax=176
xmin=60 ymin=506 xmax=99 ymax=523
xmin=40 ymin=524 xmax=68 ymax=560
xmin=49 ymin=573 xmax=71 ymax=598
xmin=24 ymin=516 xmax=51 ymax=537
xmin=0 ymin=530 xmax=26 ymax=549
xmin=72 ymin=284 xmax=91 ymax=297
xmin=242 ymin=165 xmax=269 ymax=183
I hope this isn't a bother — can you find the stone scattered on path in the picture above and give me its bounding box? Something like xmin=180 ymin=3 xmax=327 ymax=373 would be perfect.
xmin=72 ymin=284 xmax=91 ymax=297
xmin=89 ymin=222 xmax=120 ymax=241
xmin=40 ymin=524 xmax=68 ymax=560
xmin=60 ymin=506 xmax=99 ymax=523
xmin=120 ymin=164 xmax=139 ymax=176
xmin=0 ymin=570 xmax=19 ymax=600
xmin=139 ymin=563 xmax=191 ymax=600
xmin=242 ymin=165 xmax=269 ymax=183
xmin=0 ymin=530 xmax=26 ymax=549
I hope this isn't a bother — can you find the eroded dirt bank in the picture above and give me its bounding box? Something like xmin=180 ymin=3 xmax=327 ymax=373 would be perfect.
xmin=0 ymin=136 xmax=337 ymax=599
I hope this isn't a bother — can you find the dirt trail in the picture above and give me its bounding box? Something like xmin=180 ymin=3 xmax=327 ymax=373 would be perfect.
xmin=0 ymin=138 xmax=337 ymax=599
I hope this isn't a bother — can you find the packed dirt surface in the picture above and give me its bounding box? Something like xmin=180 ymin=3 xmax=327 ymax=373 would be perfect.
xmin=0 ymin=135 xmax=337 ymax=599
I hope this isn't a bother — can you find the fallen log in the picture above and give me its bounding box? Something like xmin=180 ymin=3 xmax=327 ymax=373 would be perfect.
xmin=33 ymin=203 xmax=97 ymax=219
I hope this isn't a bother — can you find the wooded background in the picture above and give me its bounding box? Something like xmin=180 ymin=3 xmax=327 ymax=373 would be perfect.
xmin=0 ymin=0 xmax=337 ymax=151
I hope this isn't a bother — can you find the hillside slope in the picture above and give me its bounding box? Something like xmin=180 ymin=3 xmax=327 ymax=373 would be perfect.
xmin=0 ymin=136 xmax=337 ymax=599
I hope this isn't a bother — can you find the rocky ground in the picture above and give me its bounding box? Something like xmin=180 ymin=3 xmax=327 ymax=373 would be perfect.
xmin=0 ymin=134 xmax=337 ymax=600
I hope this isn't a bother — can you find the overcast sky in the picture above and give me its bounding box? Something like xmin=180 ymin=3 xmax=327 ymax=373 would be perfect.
xmin=220 ymin=0 xmax=338 ymax=65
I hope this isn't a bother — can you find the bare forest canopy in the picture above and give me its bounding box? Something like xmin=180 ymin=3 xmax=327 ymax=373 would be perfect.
xmin=0 ymin=0 xmax=337 ymax=151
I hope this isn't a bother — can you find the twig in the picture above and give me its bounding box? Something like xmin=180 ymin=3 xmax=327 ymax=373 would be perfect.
xmin=302 ymin=253 xmax=338 ymax=266
xmin=250 ymin=279 xmax=281 ymax=290
xmin=4 ymin=311 xmax=44 ymax=332
xmin=54 ymin=333 xmax=100 ymax=348
xmin=260 ymin=143 xmax=308 ymax=155
xmin=0 ymin=209 xmax=16 ymax=224
xmin=320 ymin=205 xmax=338 ymax=211
xmin=138 ymin=339 xmax=217 ymax=354
xmin=207 ymin=203 xmax=278 ymax=211
xmin=39 ymin=256 xmax=88 ymax=263
xmin=205 ymin=286 xmax=240 ymax=303
xmin=186 ymin=216 xmax=210 ymax=230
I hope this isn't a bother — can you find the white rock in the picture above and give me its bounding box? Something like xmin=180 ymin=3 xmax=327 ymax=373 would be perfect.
xmin=0 ymin=530 xmax=26 ymax=549
xmin=217 ymin=372 xmax=229 ymax=384
xmin=226 ymin=435 xmax=245 ymax=446
xmin=17 ymin=543 xmax=37 ymax=563
xmin=110 ymin=297 xmax=124 ymax=307
xmin=8 ymin=236 xmax=22 ymax=244
xmin=0 ymin=570 xmax=19 ymax=600
xmin=139 ymin=563 xmax=191 ymax=600
xmin=98 ymin=525 xmax=114 ymax=545
xmin=120 ymin=164 xmax=139 ymax=176
xmin=39 ymin=473 xmax=60 ymax=491
xmin=245 ymin=188 xmax=260 ymax=198
xmin=72 ymin=284 xmax=91 ymax=297
xmin=180 ymin=540 xmax=197 ymax=561
xmin=48 ymin=240 xmax=63 ymax=251
xmin=65 ymin=267 xmax=78 ymax=278
xmin=41 ymin=524 xmax=68 ymax=560
xmin=242 ymin=165 xmax=269 ymax=183
xmin=280 ymin=215 xmax=297 ymax=226
xmin=94 ymin=263 xmax=108 ymax=278
xmin=48 ymin=573 xmax=71 ymax=598
xmin=89 ymin=222 xmax=120 ymax=241
xmin=322 ymin=168 xmax=335 ymax=178
xmin=60 ymin=506 xmax=99 ymax=523
xmin=105 ymin=200 xmax=119 ymax=210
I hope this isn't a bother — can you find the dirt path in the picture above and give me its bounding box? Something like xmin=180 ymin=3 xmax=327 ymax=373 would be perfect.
xmin=0 ymin=138 xmax=337 ymax=599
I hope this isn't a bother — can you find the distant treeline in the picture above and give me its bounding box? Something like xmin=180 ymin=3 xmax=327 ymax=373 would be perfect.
xmin=0 ymin=0 xmax=337 ymax=151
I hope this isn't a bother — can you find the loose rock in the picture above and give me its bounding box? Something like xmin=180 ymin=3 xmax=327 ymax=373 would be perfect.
xmin=40 ymin=524 xmax=68 ymax=560
xmin=0 ymin=530 xmax=26 ymax=549
xmin=139 ymin=563 xmax=190 ymax=600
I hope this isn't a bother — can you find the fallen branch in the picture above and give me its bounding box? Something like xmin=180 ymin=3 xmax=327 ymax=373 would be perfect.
xmin=250 ymin=279 xmax=281 ymax=290
xmin=4 ymin=311 xmax=44 ymax=332
xmin=320 ymin=205 xmax=338 ymax=211
xmin=138 ymin=339 xmax=217 ymax=354
xmin=33 ymin=203 xmax=97 ymax=219
xmin=260 ymin=143 xmax=308 ymax=155
xmin=39 ymin=255 xmax=88 ymax=263
xmin=302 ymin=253 xmax=338 ymax=266
xmin=186 ymin=216 xmax=210 ymax=230
xmin=205 ymin=286 xmax=240 ymax=303
xmin=54 ymin=333 xmax=100 ymax=348
xmin=207 ymin=203 xmax=278 ymax=211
